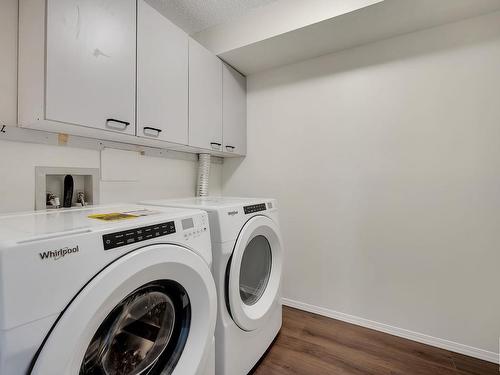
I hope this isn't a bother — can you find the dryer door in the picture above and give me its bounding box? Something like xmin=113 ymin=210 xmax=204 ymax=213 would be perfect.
xmin=227 ymin=215 xmax=283 ymax=331
xmin=30 ymin=244 xmax=216 ymax=375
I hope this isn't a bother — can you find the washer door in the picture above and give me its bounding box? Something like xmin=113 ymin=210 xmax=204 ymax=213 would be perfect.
xmin=227 ymin=216 xmax=283 ymax=331
xmin=30 ymin=244 xmax=216 ymax=375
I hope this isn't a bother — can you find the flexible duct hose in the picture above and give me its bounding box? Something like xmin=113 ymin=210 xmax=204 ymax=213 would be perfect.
xmin=196 ymin=154 xmax=211 ymax=197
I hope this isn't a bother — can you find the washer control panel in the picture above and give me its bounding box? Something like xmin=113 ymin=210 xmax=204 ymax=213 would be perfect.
xmin=103 ymin=221 xmax=176 ymax=250
xmin=244 ymin=203 xmax=267 ymax=214
xmin=183 ymin=214 xmax=208 ymax=240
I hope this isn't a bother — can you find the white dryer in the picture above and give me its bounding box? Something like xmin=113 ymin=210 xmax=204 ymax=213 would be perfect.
xmin=142 ymin=197 xmax=284 ymax=375
xmin=0 ymin=204 xmax=217 ymax=375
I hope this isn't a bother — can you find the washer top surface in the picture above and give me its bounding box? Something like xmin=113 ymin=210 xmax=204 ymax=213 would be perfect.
xmin=0 ymin=204 xmax=199 ymax=245
xmin=144 ymin=196 xmax=271 ymax=211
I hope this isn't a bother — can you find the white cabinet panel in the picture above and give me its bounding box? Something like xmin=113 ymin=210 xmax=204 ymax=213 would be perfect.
xmin=223 ymin=64 xmax=247 ymax=156
xmin=137 ymin=0 xmax=188 ymax=144
xmin=188 ymin=38 xmax=223 ymax=151
xmin=45 ymin=0 xmax=136 ymax=135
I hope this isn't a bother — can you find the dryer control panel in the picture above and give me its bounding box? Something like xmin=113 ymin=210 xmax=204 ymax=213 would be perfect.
xmin=244 ymin=203 xmax=267 ymax=214
xmin=103 ymin=221 xmax=176 ymax=250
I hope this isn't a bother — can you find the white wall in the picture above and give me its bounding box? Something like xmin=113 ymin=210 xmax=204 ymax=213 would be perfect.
xmin=0 ymin=0 xmax=222 ymax=214
xmin=0 ymin=0 xmax=18 ymax=125
xmin=223 ymin=11 xmax=500 ymax=357
xmin=0 ymin=141 xmax=222 ymax=213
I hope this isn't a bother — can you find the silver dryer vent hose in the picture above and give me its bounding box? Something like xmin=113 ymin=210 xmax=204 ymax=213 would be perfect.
xmin=196 ymin=153 xmax=211 ymax=197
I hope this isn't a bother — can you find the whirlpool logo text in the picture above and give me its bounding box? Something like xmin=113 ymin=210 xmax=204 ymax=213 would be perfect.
xmin=39 ymin=245 xmax=80 ymax=261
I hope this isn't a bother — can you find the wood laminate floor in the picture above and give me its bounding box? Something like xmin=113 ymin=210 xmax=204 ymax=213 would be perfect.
xmin=252 ymin=307 xmax=498 ymax=375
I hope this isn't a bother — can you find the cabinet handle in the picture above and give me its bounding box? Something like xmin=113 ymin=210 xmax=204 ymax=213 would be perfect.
xmin=143 ymin=127 xmax=163 ymax=137
xmin=225 ymin=145 xmax=236 ymax=152
xmin=106 ymin=119 xmax=130 ymax=130
xmin=210 ymin=142 xmax=222 ymax=150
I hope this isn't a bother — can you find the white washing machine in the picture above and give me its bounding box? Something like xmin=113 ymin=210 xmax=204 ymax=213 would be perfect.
xmin=142 ymin=197 xmax=284 ymax=375
xmin=0 ymin=204 xmax=217 ymax=375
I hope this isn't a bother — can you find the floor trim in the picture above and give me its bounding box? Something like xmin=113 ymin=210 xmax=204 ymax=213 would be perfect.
xmin=282 ymin=298 xmax=499 ymax=364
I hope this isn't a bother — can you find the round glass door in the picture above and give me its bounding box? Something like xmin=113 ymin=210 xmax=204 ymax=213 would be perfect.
xmin=239 ymin=235 xmax=272 ymax=306
xmin=227 ymin=216 xmax=283 ymax=331
xmin=80 ymin=280 xmax=190 ymax=375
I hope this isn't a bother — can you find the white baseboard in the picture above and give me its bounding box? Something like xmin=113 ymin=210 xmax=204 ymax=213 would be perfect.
xmin=282 ymin=298 xmax=499 ymax=364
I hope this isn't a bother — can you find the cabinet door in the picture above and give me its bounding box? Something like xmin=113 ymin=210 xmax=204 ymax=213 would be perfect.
xmin=188 ymin=38 xmax=223 ymax=151
xmin=223 ymin=64 xmax=247 ymax=156
xmin=137 ymin=1 xmax=188 ymax=144
xmin=45 ymin=0 xmax=136 ymax=135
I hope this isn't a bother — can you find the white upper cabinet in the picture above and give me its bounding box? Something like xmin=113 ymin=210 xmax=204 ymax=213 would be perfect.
xmin=222 ymin=64 xmax=247 ymax=156
xmin=188 ymin=38 xmax=223 ymax=151
xmin=137 ymin=1 xmax=188 ymax=144
xmin=19 ymin=0 xmax=246 ymax=156
xmin=44 ymin=0 xmax=136 ymax=135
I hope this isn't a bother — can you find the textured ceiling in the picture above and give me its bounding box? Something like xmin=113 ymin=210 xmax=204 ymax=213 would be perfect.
xmin=146 ymin=0 xmax=279 ymax=34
